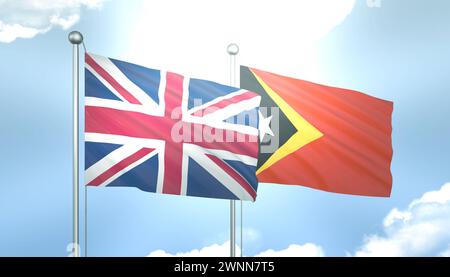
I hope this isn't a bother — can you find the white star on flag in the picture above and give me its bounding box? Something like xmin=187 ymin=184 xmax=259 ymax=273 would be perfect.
xmin=258 ymin=111 xmax=274 ymax=142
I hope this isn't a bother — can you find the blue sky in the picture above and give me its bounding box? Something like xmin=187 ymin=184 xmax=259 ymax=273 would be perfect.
xmin=1 ymin=0 xmax=450 ymax=257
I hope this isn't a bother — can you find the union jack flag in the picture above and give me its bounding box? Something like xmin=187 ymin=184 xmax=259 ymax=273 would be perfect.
xmin=84 ymin=53 xmax=261 ymax=201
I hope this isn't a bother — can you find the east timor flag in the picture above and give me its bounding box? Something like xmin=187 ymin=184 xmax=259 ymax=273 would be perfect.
xmin=241 ymin=66 xmax=393 ymax=197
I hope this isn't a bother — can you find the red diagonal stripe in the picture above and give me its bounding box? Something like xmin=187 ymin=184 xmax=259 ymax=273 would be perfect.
xmin=206 ymin=154 xmax=257 ymax=201
xmin=85 ymin=54 xmax=141 ymax=105
xmin=195 ymin=91 xmax=258 ymax=116
xmin=88 ymin=147 xmax=155 ymax=186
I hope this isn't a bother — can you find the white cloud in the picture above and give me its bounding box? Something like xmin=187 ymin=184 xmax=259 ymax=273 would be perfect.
xmin=148 ymin=227 xmax=260 ymax=257
xmin=148 ymin=183 xmax=450 ymax=257
xmin=0 ymin=21 xmax=48 ymax=43
xmin=50 ymin=14 xmax=80 ymax=30
xmin=410 ymin=183 xmax=450 ymax=206
xmin=255 ymin=243 xmax=325 ymax=257
xmin=354 ymin=183 xmax=450 ymax=257
xmin=438 ymin=245 xmax=450 ymax=257
xmin=148 ymin=241 xmax=240 ymax=257
xmin=148 ymin=225 xmax=322 ymax=257
xmin=383 ymin=208 xmax=412 ymax=227
xmin=148 ymin=241 xmax=323 ymax=257
xmin=0 ymin=0 xmax=105 ymax=43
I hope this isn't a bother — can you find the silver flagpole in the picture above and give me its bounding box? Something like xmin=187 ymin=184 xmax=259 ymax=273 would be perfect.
xmin=227 ymin=43 xmax=239 ymax=257
xmin=69 ymin=31 xmax=83 ymax=258
xmin=240 ymin=199 xmax=243 ymax=257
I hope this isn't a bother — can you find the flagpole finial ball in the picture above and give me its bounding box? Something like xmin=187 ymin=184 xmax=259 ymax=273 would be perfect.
xmin=68 ymin=31 xmax=83 ymax=44
xmin=227 ymin=43 xmax=239 ymax=55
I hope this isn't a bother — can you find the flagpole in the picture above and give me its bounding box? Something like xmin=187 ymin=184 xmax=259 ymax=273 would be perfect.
xmin=69 ymin=31 xmax=83 ymax=258
xmin=227 ymin=43 xmax=239 ymax=257
xmin=240 ymin=199 xmax=243 ymax=257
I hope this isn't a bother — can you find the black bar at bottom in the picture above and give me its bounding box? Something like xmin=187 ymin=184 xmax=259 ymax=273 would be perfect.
xmin=0 ymin=257 xmax=448 ymax=275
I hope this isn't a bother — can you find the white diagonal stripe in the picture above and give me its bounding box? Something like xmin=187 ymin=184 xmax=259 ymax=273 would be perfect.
xmin=99 ymin=148 xmax=159 ymax=187
xmin=89 ymin=54 xmax=160 ymax=111
xmin=86 ymin=63 xmax=127 ymax=102
xmin=85 ymin=144 xmax=141 ymax=184
xmin=186 ymin=144 xmax=254 ymax=201
xmin=187 ymin=89 xmax=249 ymax=115
xmin=201 ymin=95 xmax=261 ymax=121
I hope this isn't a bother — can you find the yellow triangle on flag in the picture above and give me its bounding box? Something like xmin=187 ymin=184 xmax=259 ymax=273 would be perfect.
xmin=249 ymin=69 xmax=324 ymax=175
